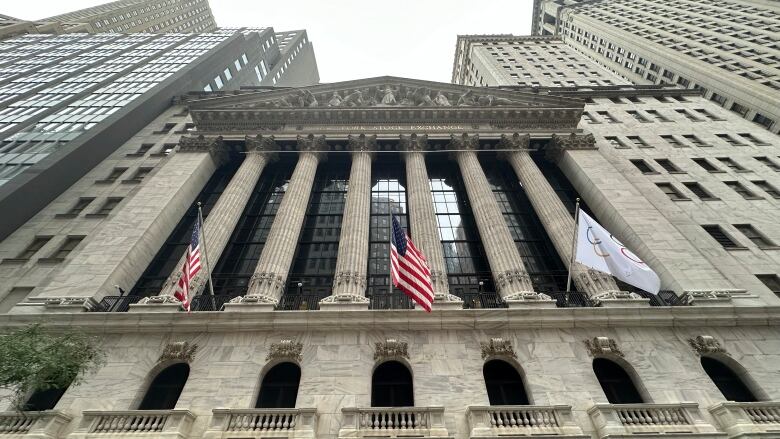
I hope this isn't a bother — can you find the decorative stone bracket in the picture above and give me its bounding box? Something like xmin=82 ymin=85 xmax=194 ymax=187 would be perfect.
xmin=267 ymin=339 xmax=303 ymax=362
xmin=584 ymin=336 xmax=624 ymax=358
xmin=480 ymin=338 xmax=517 ymax=359
xmin=374 ymin=339 xmax=409 ymax=361
xmin=159 ymin=341 xmax=197 ymax=363
xmin=688 ymin=335 xmax=727 ymax=356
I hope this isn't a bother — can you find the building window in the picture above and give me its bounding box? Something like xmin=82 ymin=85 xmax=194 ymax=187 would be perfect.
xmin=23 ymin=386 xmax=68 ymax=411
xmin=64 ymin=197 xmax=95 ymax=216
xmin=234 ymin=59 xmax=242 ymax=71
xmin=692 ymin=158 xmax=720 ymax=172
xmin=701 ymin=358 xmax=758 ymax=402
xmin=484 ymin=360 xmax=530 ymax=405
xmin=752 ymin=113 xmax=775 ymax=129
xmin=94 ymin=197 xmax=122 ymax=216
xmin=630 ymin=159 xmax=656 ymax=174
xmin=755 ymin=156 xmax=780 ymax=171
xmin=683 ymin=135 xmax=710 ymax=147
xmin=683 ymin=182 xmax=716 ymax=200
xmin=605 ymin=136 xmax=628 ymax=148
xmin=626 ymin=110 xmax=649 ymax=122
xmin=138 ymin=363 xmax=189 ymax=410
xmin=153 ymin=123 xmax=176 ymax=134
xmin=126 ymin=167 xmax=153 ymax=183
xmin=702 ymin=225 xmax=743 ymax=249
xmin=129 ymin=143 xmax=154 ymax=156
xmin=716 ymin=134 xmax=747 ymax=146
xmin=724 ymin=181 xmax=760 ymax=199
xmin=656 ymin=183 xmax=688 ymax=201
xmin=717 ymin=158 xmax=747 ymax=172
xmin=16 ymin=236 xmax=52 ymax=260
xmin=695 ymin=109 xmax=723 ymax=121
xmin=592 ymin=358 xmax=644 ymax=404
xmin=582 ymin=112 xmax=597 ymax=123
xmin=597 ymin=111 xmax=620 ymax=123
xmin=752 ymin=180 xmax=780 ymax=199
xmin=660 ymin=135 xmax=685 ymax=148
xmin=203 ymin=84 xmax=212 ymax=92
xmin=256 ymin=362 xmax=300 ymax=408
xmin=646 ymin=110 xmax=671 ymax=122
xmin=98 ymin=167 xmax=127 ymax=184
xmin=223 ymin=68 xmax=232 ymax=81
xmin=757 ymin=274 xmax=780 ymax=298
xmin=738 ymin=133 xmax=769 ymax=146
xmin=733 ymin=224 xmax=775 ymax=248
xmin=214 ymin=75 xmax=224 ymax=89
xmin=372 ymin=361 xmax=413 ymax=407
xmin=675 ymin=109 xmax=701 ymax=121
xmin=730 ymin=102 xmax=749 ymax=117
xmin=627 ymin=136 xmax=650 ymax=148
xmin=655 ymin=159 xmax=683 ymax=173
xmin=50 ymin=236 xmax=85 ymax=260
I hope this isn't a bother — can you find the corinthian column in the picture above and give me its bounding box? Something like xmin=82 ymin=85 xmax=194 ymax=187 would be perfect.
xmin=450 ymin=134 xmax=544 ymax=302
xmin=400 ymin=134 xmax=462 ymax=308
xmin=320 ymin=134 xmax=374 ymax=310
xmin=499 ymin=133 xmax=621 ymax=298
xmin=153 ymin=135 xmax=278 ymax=302
xmin=226 ymin=134 xmax=326 ymax=311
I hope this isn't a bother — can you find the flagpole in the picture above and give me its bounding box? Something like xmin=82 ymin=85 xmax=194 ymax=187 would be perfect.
xmin=566 ymin=198 xmax=581 ymax=292
xmin=198 ymin=202 xmax=216 ymax=296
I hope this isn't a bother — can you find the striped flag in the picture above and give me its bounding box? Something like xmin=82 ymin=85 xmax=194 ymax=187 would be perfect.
xmin=390 ymin=214 xmax=434 ymax=312
xmin=173 ymin=217 xmax=203 ymax=311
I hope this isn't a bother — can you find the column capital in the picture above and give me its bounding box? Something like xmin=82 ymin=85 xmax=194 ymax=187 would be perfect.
xmin=497 ymin=133 xmax=531 ymax=150
xmin=245 ymin=271 xmax=285 ymax=302
xmin=177 ymin=134 xmax=226 ymax=156
xmin=448 ymin=133 xmax=480 ymax=150
xmin=546 ymin=133 xmax=597 ymax=163
xmin=347 ymin=134 xmax=378 ymax=158
xmin=297 ymin=134 xmax=328 ymax=160
xmin=399 ymin=133 xmax=428 ymax=153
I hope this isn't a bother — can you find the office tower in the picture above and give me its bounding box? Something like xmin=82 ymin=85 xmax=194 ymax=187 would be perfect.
xmin=0 ymin=72 xmax=777 ymax=438
xmin=0 ymin=27 xmax=319 ymax=240
xmin=530 ymin=0 xmax=780 ymax=134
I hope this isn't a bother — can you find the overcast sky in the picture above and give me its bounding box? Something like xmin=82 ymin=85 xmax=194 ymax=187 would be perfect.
xmin=5 ymin=0 xmax=533 ymax=83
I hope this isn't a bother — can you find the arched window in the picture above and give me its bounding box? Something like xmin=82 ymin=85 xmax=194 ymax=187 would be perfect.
xmin=593 ymin=358 xmax=644 ymax=404
xmin=138 ymin=363 xmax=189 ymax=410
xmin=483 ymin=360 xmax=530 ymax=405
xmin=701 ymin=357 xmax=757 ymax=402
xmin=24 ymin=387 xmax=67 ymax=411
xmin=372 ymin=361 xmax=413 ymax=407
xmin=256 ymin=362 xmax=301 ymax=408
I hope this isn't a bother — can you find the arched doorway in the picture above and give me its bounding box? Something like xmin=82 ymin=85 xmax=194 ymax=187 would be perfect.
xmin=256 ymin=362 xmax=301 ymax=408
xmin=138 ymin=363 xmax=190 ymax=410
xmin=592 ymin=358 xmax=644 ymax=404
xmin=701 ymin=357 xmax=757 ymax=402
xmin=24 ymin=387 xmax=68 ymax=411
xmin=372 ymin=361 xmax=413 ymax=407
xmin=483 ymin=360 xmax=530 ymax=405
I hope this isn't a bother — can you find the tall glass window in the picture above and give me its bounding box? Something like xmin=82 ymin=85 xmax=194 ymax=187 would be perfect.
xmin=427 ymin=159 xmax=493 ymax=297
xmin=482 ymin=157 xmax=568 ymax=292
xmin=367 ymin=159 xmax=410 ymax=307
xmin=209 ymin=160 xmax=293 ymax=296
xmin=130 ymin=160 xmax=239 ymax=297
xmin=282 ymin=161 xmax=349 ymax=306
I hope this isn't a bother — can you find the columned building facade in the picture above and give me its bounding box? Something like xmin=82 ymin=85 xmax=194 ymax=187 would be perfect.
xmin=0 ymin=78 xmax=778 ymax=439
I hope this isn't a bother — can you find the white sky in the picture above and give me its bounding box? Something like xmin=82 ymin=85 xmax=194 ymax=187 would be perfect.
xmin=4 ymin=0 xmax=533 ymax=83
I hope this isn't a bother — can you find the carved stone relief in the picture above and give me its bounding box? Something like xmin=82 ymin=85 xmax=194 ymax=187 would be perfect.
xmin=159 ymin=341 xmax=197 ymax=363
xmin=480 ymin=338 xmax=517 ymax=359
xmin=374 ymin=339 xmax=409 ymax=361
xmin=266 ymin=339 xmax=303 ymax=362
xmin=584 ymin=336 xmax=624 ymax=358
xmin=688 ymin=335 xmax=727 ymax=356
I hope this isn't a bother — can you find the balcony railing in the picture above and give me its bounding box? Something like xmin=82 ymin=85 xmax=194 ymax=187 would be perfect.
xmin=709 ymin=401 xmax=780 ymax=437
xmin=204 ymin=408 xmax=317 ymax=439
xmin=190 ymin=294 xmax=241 ymax=311
xmin=90 ymin=295 xmax=143 ymax=312
xmin=0 ymin=410 xmax=71 ymax=436
xmin=636 ymin=290 xmax=690 ymax=306
xmin=588 ymin=402 xmax=721 ymax=438
xmin=339 ymin=407 xmax=448 ymax=438
xmin=368 ymin=292 xmax=415 ymax=310
xmin=277 ymin=293 xmax=329 ymax=311
xmin=462 ymin=291 xmax=507 ymax=309
xmin=70 ymin=409 xmax=195 ymax=438
xmin=547 ymin=291 xmax=595 ymax=308
xmin=466 ymin=405 xmax=585 ymax=437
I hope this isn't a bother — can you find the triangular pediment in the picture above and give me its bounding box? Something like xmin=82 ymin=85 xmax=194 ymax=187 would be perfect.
xmin=186 ymin=76 xmax=585 ymax=134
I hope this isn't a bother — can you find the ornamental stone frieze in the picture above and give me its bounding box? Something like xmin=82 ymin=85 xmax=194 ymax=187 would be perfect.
xmin=374 ymin=339 xmax=409 ymax=361
xmin=545 ymin=133 xmax=598 ymax=163
xmin=177 ymin=134 xmax=225 ymax=157
xmin=584 ymin=336 xmax=624 ymax=358
xmin=688 ymin=335 xmax=727 ymax=356
xmin=266 ymin=339 xmax=303 ymax=362
xmin=245 ymin=134 xmax=279 ymax=158
xmin=480 ymin=338 xmax=517 ymax=359
xmin=159 ymin=341 xmax=197 ymax=363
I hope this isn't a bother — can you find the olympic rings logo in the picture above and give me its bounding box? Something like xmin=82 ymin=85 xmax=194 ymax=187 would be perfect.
xmin=585 ymin=226 xmax=647 ymax=266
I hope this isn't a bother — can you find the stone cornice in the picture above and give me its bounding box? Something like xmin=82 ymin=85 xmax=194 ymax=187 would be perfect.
xmin=0 ymin=306 xmax=777 ymax=334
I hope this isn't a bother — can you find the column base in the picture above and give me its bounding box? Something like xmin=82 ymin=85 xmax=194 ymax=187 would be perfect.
xmin=433 ymin=293 xmax=465 ymax=310
xmin=222 ymin=295 xmax=277 ymax=312
xmin=319 ymin=294 xmax=370 ymax=311
xmin=503 ymin=291 xmax=557 ymax=308
xmin=593 ymin=291 xmax=650 ymax=307
xmin=129 ymin=295 xmax=182 ymax=313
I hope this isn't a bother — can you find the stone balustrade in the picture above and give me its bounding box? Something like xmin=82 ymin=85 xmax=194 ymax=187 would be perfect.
xmin=68 ymin=409 xmax=195 ymax=438
xmin=466 ymin=405 xmax=587 ymax=437
xmin=709 ymin=401 xmax=780 ymax=437
xmin=587 ymin=402 xmax=724 ymax=438
xmin=339 ymin=407 xmax=448 ymax=438
xmin=203 ymin=408 xmax=317 ymax=439
xmin=0 ymin=410 xmax=71 ymax=438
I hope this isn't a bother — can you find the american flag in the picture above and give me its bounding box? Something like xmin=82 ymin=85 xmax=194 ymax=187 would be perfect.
xmin=173 ymin=217 xmax=202 ymax=311
xmin=390 ymin=214 xmax=434 ymax=312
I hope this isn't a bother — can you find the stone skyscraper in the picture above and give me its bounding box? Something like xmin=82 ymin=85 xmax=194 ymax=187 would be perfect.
xmin=529 ymin=0 xmax=780 ymax=134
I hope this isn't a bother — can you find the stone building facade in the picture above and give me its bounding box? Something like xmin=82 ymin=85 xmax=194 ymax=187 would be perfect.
xmin=529 ymin=0 xmax=780 ymax=134
xmin=0 ymin=76 xmax=778 ymax=439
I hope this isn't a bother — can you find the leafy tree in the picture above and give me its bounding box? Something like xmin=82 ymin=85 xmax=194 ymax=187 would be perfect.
xmin=0 ymin=324 xmax=105 ymax=409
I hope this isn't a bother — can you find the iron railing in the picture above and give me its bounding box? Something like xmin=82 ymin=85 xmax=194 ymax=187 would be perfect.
xmin=634 ymin=290 xmax=689 ymax=306
xmin=368 ymin=291 xmax=415 ymax=310
xmin=547 ymin=291 xmax=596 ymax=308
xmin=91 ymin=295 xmax=142 ymax=312
xmin=461 ymin=291 xmax=507 ymax=309
xmin=189 ymin=294 xmax=241 ymax=311
xmin=277 ymin=292 xmax=330 ymax=310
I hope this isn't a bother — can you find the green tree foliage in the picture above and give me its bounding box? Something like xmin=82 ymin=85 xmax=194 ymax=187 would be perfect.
xmin=0 ymin=324 xmax=104 ymax=409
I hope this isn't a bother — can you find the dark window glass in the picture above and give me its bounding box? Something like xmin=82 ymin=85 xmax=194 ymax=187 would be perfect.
xmin=68 ymin=197 xmax=95 ymax=215
xmin=372 ymin=361 xmax=413 ymax=407
xmin=593 ymin=358 xmax=644 ymax=404
xmin=683 ymin=182 xmax=713 ymax=199
xmin=483 ymin=360 xmax=529 ymax=405
xmin=18 ymin=236 xmax=51 ymax=259
xmin=717 ymin=158 xmax=746 ymax=171
xmin=724 ymin=181 xmax=758 ymax=199
xmin=757 ymin=274 xmax=780 ymax=297
xmin=692 ymin=158 xmax=718 ymax=172
xmin=655 ymin=159 xmax=682 ymax=172
xmin=752 ymin=181 xmax=780 ymax=199
xmin=630 ymin=159 xmax=655 ymax=173
xmin=734 ymin=224 xmax=774 ymax=248
xmin=656 ymin=183 xmax=688 ymax=200
xmin=701 ymin=357 xmax=757 ymax=402
xmin=755 ymin=157 xmax=780 ymax=171
xmin=52 ymin=236 xmax=84 ymax=259
xmin=97 ymin=197 xmax=122 ymax=215
xmin=24 ymin=387 xmax=67 ymax=411
xmin=256 ymin=362 xmax=301 ymax=408
xmin=138 ymin=363 xmax=189 ymax=410
xmin=702 ymin=225 xmax=741 ymax=248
